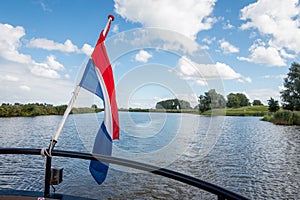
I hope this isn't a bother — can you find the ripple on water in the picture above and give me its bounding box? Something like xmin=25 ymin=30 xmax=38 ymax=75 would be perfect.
xmin=1 ymin=114 xmax=300 ymax=199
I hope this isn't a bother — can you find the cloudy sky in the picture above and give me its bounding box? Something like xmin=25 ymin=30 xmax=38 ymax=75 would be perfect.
xmin=0 ymin=0 xmax=299 ymax=108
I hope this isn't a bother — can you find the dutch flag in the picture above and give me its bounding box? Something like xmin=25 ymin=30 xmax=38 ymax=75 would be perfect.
xmin=79 ymin=15 xmax=119 ymax=184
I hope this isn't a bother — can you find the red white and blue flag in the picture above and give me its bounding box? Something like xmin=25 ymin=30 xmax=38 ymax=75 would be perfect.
xmin=79 ymin=15 xmax=119 ymax=184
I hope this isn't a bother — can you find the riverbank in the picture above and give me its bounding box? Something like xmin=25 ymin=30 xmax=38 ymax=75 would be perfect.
xmin=262 ymin=110 xmax=300 ymax=125
xmin=120 ymin=108 xmax=198 ymax=114
xmin=1 ymin=104 xmax=269 ymax=117
xmin=201 ymin=106 xmax=269 ymax=116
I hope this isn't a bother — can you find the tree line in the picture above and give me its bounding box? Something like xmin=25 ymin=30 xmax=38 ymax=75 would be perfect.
xmin=0 ymin=103 xmax=101 ymax=117
xmin=280 ymin=62 xmax=300 ymax=111
xmin=263 ymin=62 xmax=300 ymax=125
xmin=0 ymin=103 xmax=68 ymax=117
xmin=198 ymin=62 xmax=300 ymax=114
xmin=264 ymin=62 xmax=300 ymax=113
xmin=198 ymin=89 xmax=260 ymax=113
xmin=156 ymin=99 xmax=191 ymax=110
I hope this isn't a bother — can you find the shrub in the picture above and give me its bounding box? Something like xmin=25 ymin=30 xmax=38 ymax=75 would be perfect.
xmin=273 ymin=110 xmax=294 ymax=125
xmin=293 ymin=111 xmax=300 ymax=125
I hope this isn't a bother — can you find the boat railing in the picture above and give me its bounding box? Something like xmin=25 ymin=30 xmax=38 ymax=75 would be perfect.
xmin=0 ymin=148 xmax=248 ymax=200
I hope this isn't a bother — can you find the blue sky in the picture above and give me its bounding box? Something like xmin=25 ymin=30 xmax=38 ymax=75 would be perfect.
xmin=0 ymin=0 xmax=299 ymax=108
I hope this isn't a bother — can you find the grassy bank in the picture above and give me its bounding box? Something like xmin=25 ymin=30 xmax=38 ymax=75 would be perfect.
xmin=122 ymin=106 xmax=269 ymax=116
xmin=120 ymin=108 xmax=198 ymax=114
xmin=201 ymin=106 xmax=269 ymax=116
xmin=71 ymin=107 xmax=103 ymax=114
xmin=262 ymin=110 xmax=300 ymax=125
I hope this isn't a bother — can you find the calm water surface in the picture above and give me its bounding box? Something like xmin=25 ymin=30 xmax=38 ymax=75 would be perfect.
xmin=0 ymin=112 xmax=299 ymax=199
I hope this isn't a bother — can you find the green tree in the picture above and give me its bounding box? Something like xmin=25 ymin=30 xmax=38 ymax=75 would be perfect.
xmin=91 ymin=104 xmax=98 ymax=109
xmin=156 ymin=99 xmax=190 ymax=110
xmin=252 ymin=99 xmax=263 ymax=106
xmin=280 ymin=62 xmax=300 ymax=111
xmin=209 ymin=89 xmax=226 ymax=109
xmin=237 ymin=93 xmax=250 ymax=107
xmin=268 ymin=97 xmax=280 ymax=112
xmin=55 ymin=105 xmax=67 ymax=115
xmin=198 ymin=94 xmax=211 ymax=113
xmin=21 ymin=104 xmax=36 ymax=116
xmin=178 ymin=100 xmax=191 ymax=109
xmin=226 ymin=93 xmax=250 ymax=108
xmin=227 ymin=93 xmax=240 ymax=108
xmin=198 ymin=89 xmax=226 ymax=113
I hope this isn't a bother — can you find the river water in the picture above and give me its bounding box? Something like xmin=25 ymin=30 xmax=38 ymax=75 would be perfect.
xmin=0 ymin=112 xmax=299 ymax=199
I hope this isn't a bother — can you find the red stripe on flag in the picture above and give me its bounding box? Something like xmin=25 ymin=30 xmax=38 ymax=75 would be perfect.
xmin=92 ymin=42 xmax=119 ymax=140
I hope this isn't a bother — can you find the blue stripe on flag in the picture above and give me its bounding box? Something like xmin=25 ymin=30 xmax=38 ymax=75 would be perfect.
xmin=89 ymin=122 xmax=112 ymax=185
xmin=79 ymin=59 xmax=104 ymax=100
xmin=80 ymin=58 xmax=113 ymax=184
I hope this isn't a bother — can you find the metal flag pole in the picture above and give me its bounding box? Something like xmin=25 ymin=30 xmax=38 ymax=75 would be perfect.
xmin=47 ymin=14 xmax=115 ymax=155
xmin=103 ymin=14 xmax=114 ymax=38
xmin=43 ymin=85 xmax=80 ymax=197
xmin=41 ymin=14 xmax=115 ymax=198
xmin=50 ymin=85 xmax=81 ymax=151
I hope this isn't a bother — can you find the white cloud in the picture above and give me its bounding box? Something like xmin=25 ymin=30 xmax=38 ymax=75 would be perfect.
xmin=237 ymin=42 xmax=286 ymax=66
xmin=219 ymin=39 xmax=239 ymax=54
xmin=200 ymin=37 xmax=216 ymax=50
xmin=29 ymin=62 xmax=60 ymax=79
xmin=0 ymin=61 xmax=74 ymax=105
xmin=202 ymin=37 xmax=216 ymax=45
xmin=0 ymin=23 xmax=32 ymax=64
xmin=199 ymin=45 xmax=209 ymax=50
xmin=114 ymin=0 xmax=217 ymax=40
xmin=244 ymin=77 xmax=252 ymax=83
xmin=29 ymin=55 xmax=65 ymax=79
xmin=108 ymin=28 xmax=201 ymax=57
xmin=237 ymin=76 xmax=252 ymax=83
xmin=0 ymin=23 xmax=66 ymax=79
xmin=246 ymin=88 xmax=281 ymax=105
xmin=112 ymin=24 xmax=119 ymax=33
xmin=240 ymin=0 xmax=300 ymax=53
xmin=28 ymin=38 xmax=92 ymax=55
xmin=280 ymin=49 xmax=297 ymax=59
xmin=2 ymin=75 xmax=19 ymax=82
xmin=134 ymin=50 xmax=152 ymax=63
xmin=46 ymin=55 xmax=65 ymax=71
xmin=213 ymin=62 xmax=243 ymax=79
xmin=196 ymin=79 xmax=208 ymax=86
xmin=223 ymin=20 xmax=234 ymax=30
xmin=0 ymin=23 xmax=79 ymax=105
xmin=64 ymin=74 xmax=71 ymax=79
xmin=80 ymin=44 xmax=93 ymax=55
xmin=28 ymin=38 xmax=78 ymax=52
xmin=19 ymin=85 xmax=31 ymax=91
xmin=263 ymin=74 xmax=286 ymax=79
xmin=1 ymin=73 xmax=74 ymax=105
xmin=173 ymin=56 xmax=249 ymax=84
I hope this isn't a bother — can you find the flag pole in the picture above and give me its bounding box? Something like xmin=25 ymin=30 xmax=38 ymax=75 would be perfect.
xmin=47 ymin=14 xmax=114 ymax=155
xmin=43 ymin=85 xmax=80 ymax=197
xmin=42 ymin=15 xmax=114 ymax=197
xmin=50 ymin=85 xmax=81 ymax=152
xmin=103 ymin=14 xmax=114 ymax=38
